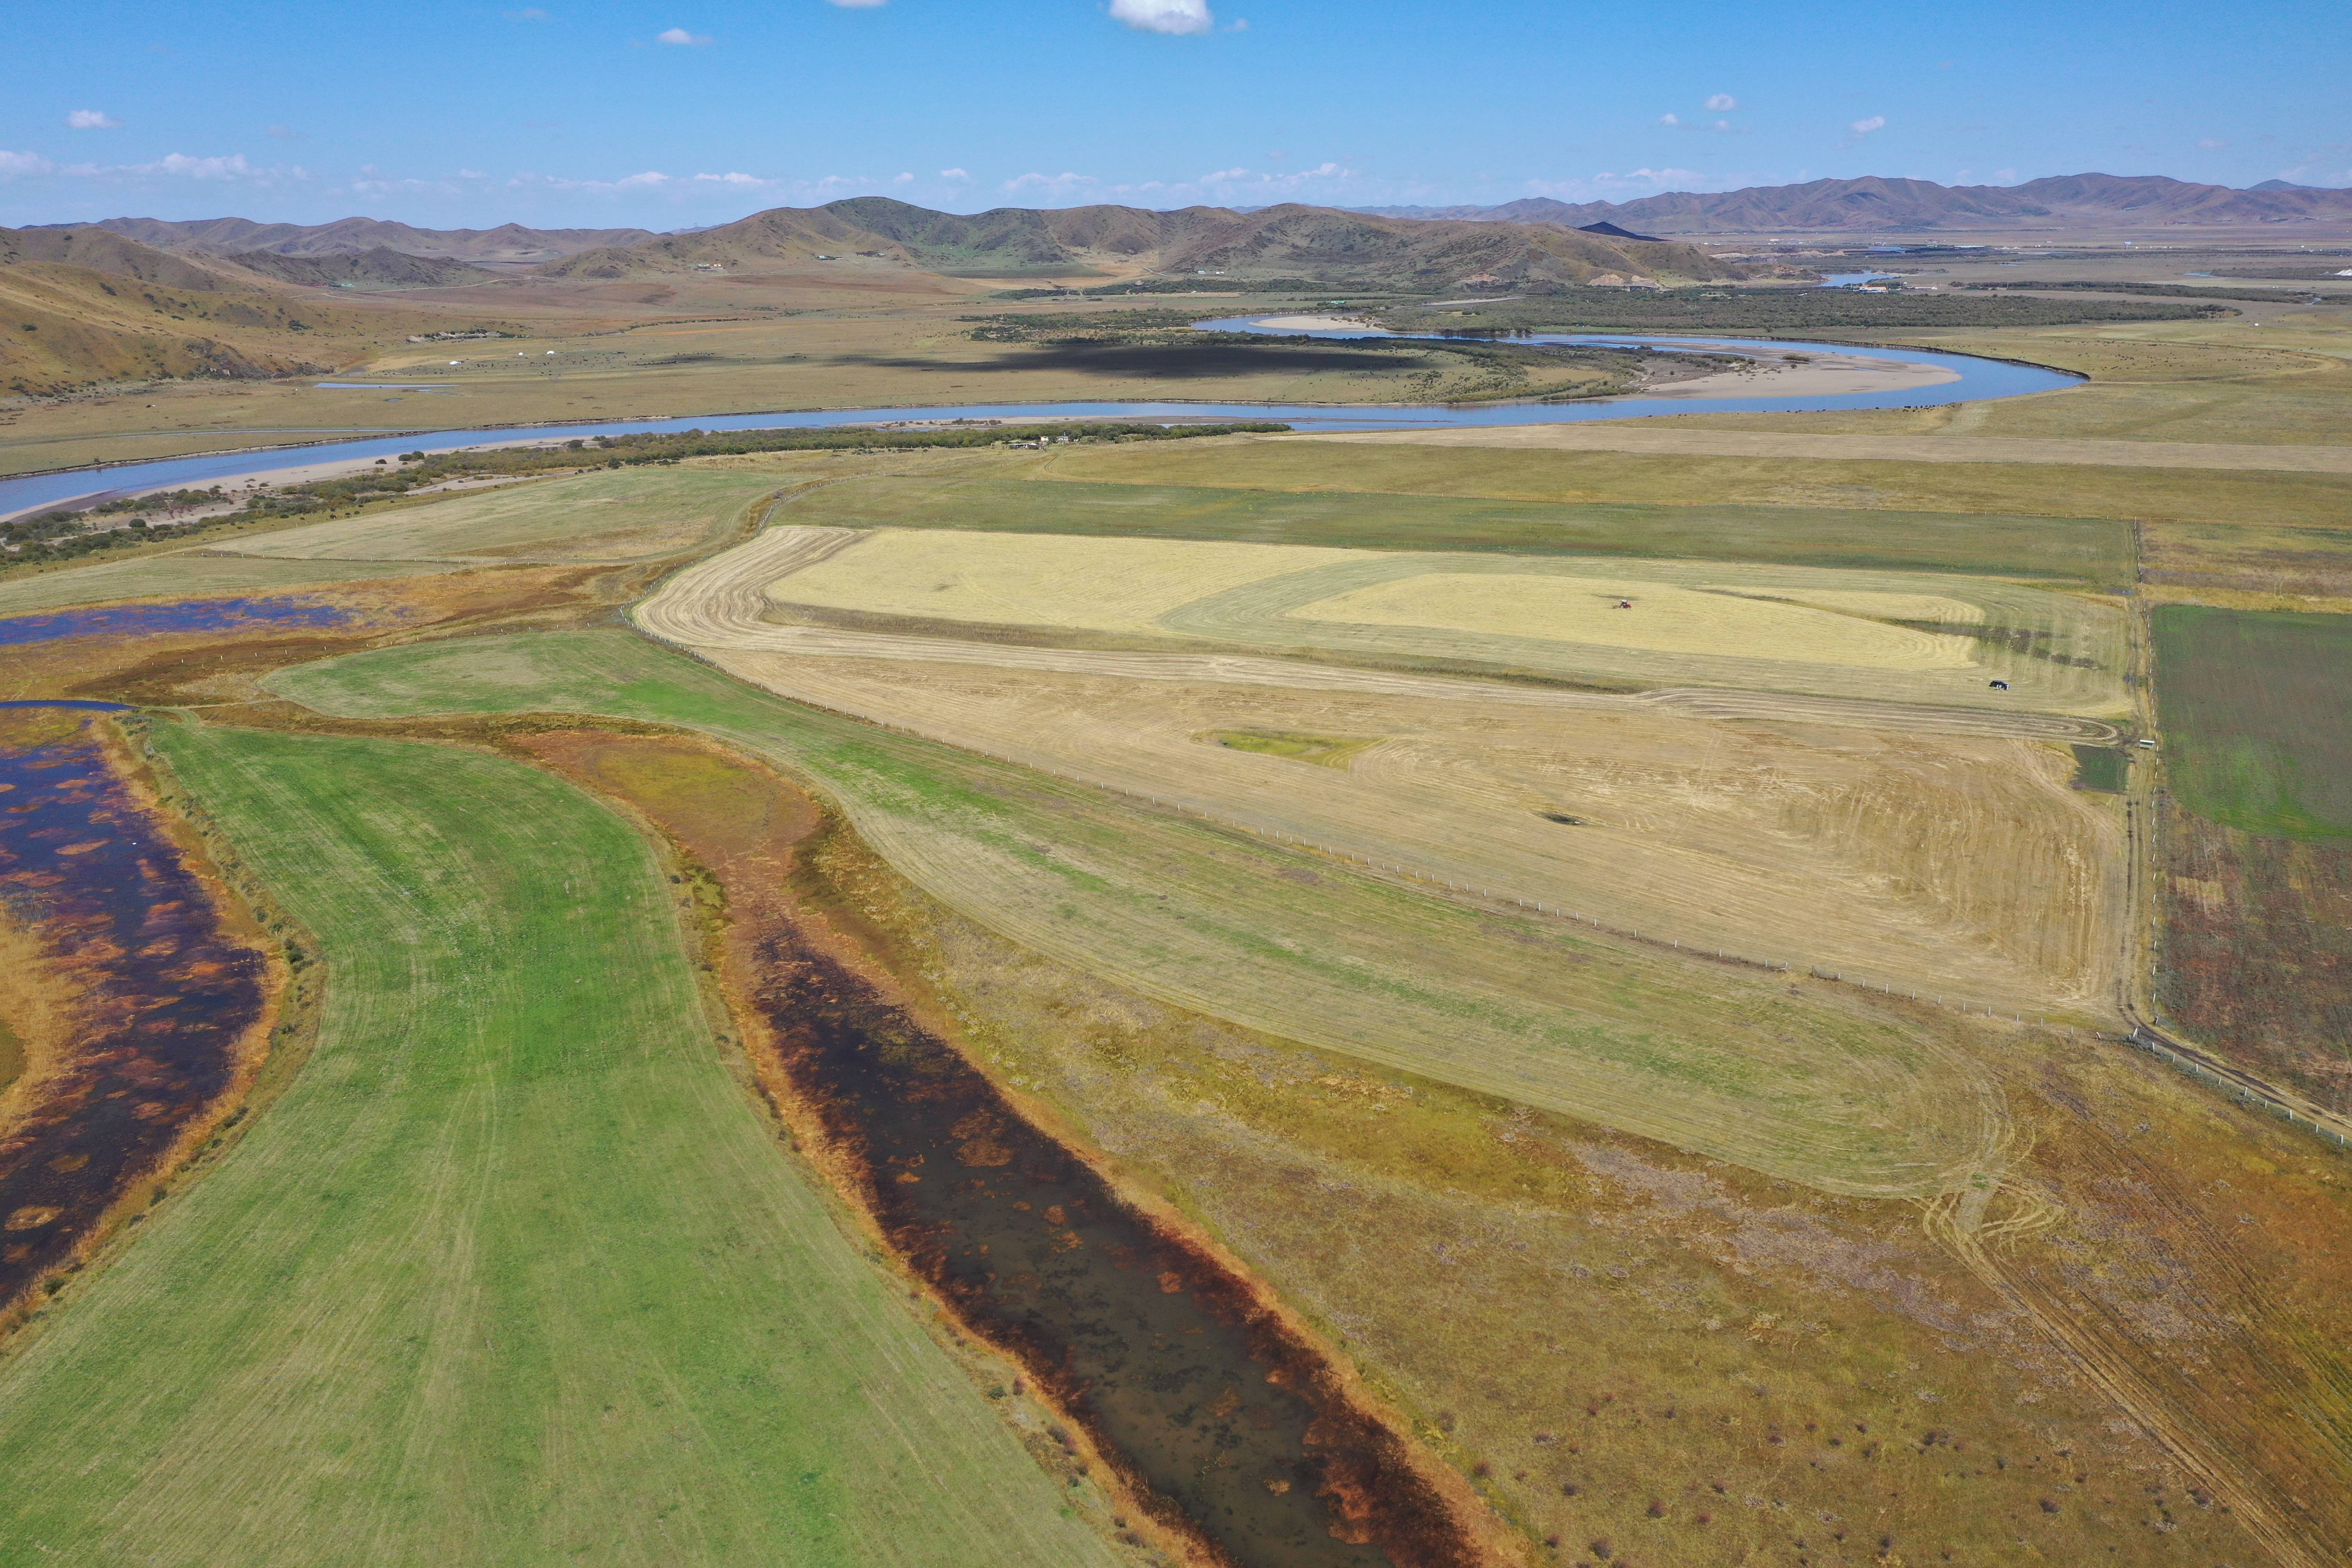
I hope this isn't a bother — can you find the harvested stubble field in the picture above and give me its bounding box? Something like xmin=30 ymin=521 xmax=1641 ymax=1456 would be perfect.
xmin=691 ymin=644 xmax=2119 ymax=1013
xmin=760 ymin=527 xmax=2128 ymax=714
xmin=267 ymin=629 xmax=2018 ymax=1200
xmin=0 ymin=722 xmax=1115 ymax=1568
xmin=772 ymin=470 xmax=2137 ymax=586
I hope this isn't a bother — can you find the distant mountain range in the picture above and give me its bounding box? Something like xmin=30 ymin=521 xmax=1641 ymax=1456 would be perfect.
xmin=537 ymin=197 xmax=1737 ymax=288
xmin=52 ymin=216 xmax=656 ymax=263
xmin=1356 ymin=174 xmax=2352 ymax=233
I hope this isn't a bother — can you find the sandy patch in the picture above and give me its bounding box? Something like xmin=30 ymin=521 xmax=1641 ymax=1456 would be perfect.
xmin=1637 ymin=347 xmax=1959 ymax=400
xmin=1288 ymin=573 xmax=1979 ymax=671
xmin=1246 ymin=314 xmax=1380 ymax=332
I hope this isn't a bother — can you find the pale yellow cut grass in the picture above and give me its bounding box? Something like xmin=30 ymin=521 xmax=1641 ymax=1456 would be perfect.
xmin=1288 ymin=573 xmax=1980 ymax=671
xmin=707 ymin=647 xmax=2119 ymax=1012
xmin=767 ymin=526 xmax=1359 ymax=635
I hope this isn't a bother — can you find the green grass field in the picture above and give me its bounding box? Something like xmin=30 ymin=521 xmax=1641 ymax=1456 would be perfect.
xmin=265 ymin=629 xmax=2009 ymax=1200
xmin=781 ymin=472 xmax=2135 ymax=586
xmin=0 ymin=723 xmax=1115 ymax=1568
xmin=1045 ymin=436 xmax=2352 ymax=530
xmin=2155 ymin=605 xmax=2352 ymax=840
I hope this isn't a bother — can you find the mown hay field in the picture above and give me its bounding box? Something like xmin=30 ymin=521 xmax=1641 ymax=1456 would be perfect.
xmin=0 ymin=722 xmax=1115 ymax=1568
xmin=772 ymin=470 xmax=2138 ymax=586
xmin=266 ymin=630 xmax=2013 ymax=1200
xmin=220 ymin=467 xmax=781 ymax=566
xmin=2154 ymin=605 xmax=2352 ymax=841
xmin=702 ymin=647 xmax=2118 ymax=1012
xmin=766 ymin=526 xmax=2129 ymax=713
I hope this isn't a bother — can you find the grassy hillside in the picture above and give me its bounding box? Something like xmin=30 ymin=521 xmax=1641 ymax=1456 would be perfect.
xmin=0 ymin=224 xmax=525 ymax=393
xmin=0 ymin=722 xmax=1117 ymax=1568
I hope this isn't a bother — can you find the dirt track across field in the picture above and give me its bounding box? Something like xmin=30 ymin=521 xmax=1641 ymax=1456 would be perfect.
xmin=1288 ymin=426 xmax=2352 ymax=472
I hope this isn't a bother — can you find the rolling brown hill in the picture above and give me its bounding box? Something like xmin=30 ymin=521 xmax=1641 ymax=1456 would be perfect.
xmin=0 ymin=225 xmax=508 ymax=395
xmin=70 ymin=216 xmax=657 ymax=263
xmin=1363 ymin=173 xmax=2352 ymax=233
xmin=220 ymin=246 xmax=497 ymax=290
xmin=540 ymin=197 xmax=1739 ymax=287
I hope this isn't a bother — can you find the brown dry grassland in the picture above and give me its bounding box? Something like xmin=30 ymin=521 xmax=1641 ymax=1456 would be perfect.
xmin=567 ymin=715 xmax=2352 ymax=1568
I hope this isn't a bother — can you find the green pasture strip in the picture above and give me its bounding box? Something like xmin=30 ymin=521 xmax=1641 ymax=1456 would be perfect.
xmin=0 ymin=554 xmax=437 ymax=617
xmin=2155 ymin=605 xmax=2352 ymax=841
xmin=265 ymin=630 xmax=2003 ymax=1199
xmin=223 ymin=467 xmax=781 ymax=563
xmin=781 ymin=473 xmax=2135 ymax=587
xmin=1044 ymin=438 xmax=2352 ymax=531
xmin=0 ymin=724 xmax=1114 ymax=1568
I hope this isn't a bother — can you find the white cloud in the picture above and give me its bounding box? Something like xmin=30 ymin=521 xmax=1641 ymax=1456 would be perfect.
xmin=67 ymin=109 xmax=122 ymax=130
xmin=1704 ymin=94 xmax=1737 ymax=112
xmin=2199 ymin=138 xmax=2227 ymax=150
xmin=656 ymin=26 xmax=711 ymax=45
xmin=1003 ymin=171 xmax=1099 ymax=194
xmin=892 ymin=171 xmax=915 ymax=183
xmin=506 ymin=7 xmax=548 ymax=17
xmin=1110 ymin=0 xmax=1213 ymax=36
xmin=1711 ymin=120 xmax=1739 ymax=133
xmin=939 ymin=167 xmax=969 ymax=180
xmin=691 ymin=171 xmax=771 ymax=185
xmin=1199 ymin=166 xmax=1251 ymax=183
xmin=0 ymin=149 xmax=307 ymax=186
xmin=827 ymin=0 xmax=886 ymax=7
xmin=1850 ymin=115 xmax=1886 ymax=135
xmin=1520 ymin=168 xmax=1714 ymax=201
xmin=457 ymin=168 xmax=488 ymax=179
xmin=1659 ymin=113 xmax=1680 ymax=126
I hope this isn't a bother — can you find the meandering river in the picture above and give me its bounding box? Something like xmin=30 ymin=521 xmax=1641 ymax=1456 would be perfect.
xmin=0 ymin=321 xmax=2079 ymax=521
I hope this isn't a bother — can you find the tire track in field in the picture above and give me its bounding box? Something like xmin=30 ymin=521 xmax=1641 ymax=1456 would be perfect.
xmin=635 ymin=526 xmax=2122 ymax=743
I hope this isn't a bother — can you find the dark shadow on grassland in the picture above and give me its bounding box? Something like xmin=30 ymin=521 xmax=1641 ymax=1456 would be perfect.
xmin=830 ymin=342 xmax=1444 ymax=379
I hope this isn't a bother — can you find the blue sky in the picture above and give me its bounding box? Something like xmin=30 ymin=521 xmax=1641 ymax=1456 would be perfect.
xmin=5 ymin=0 xmax=2347 ymax=228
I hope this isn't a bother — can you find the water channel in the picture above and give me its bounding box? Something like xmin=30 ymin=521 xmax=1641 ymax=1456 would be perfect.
xmin=0 ymin=321 xmax=2079 ymax=521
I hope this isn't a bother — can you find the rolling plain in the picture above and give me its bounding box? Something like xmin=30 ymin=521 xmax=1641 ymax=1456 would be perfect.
xmin=1 ymin=206 xmax=2350 ymax=1568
